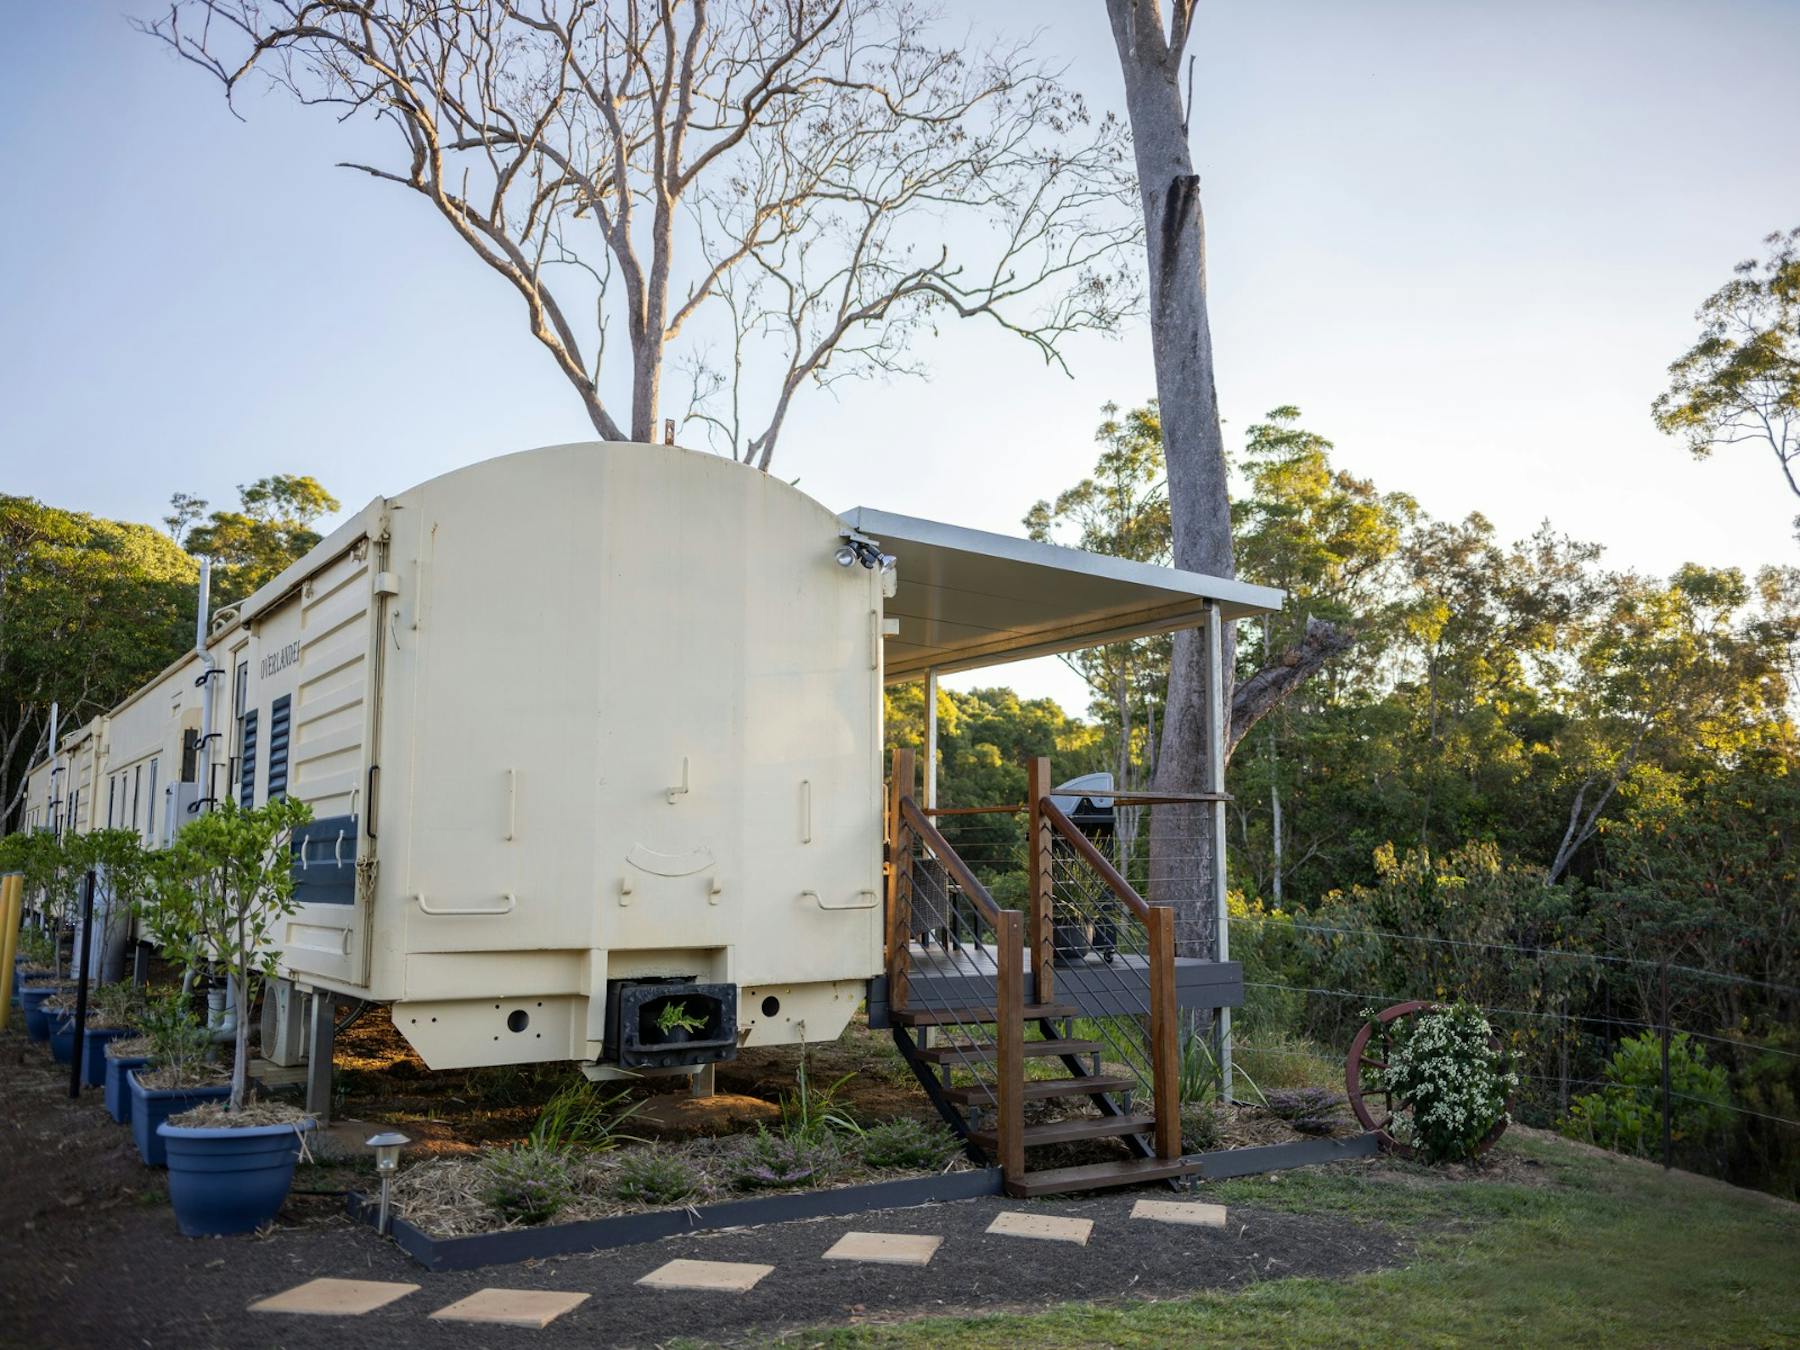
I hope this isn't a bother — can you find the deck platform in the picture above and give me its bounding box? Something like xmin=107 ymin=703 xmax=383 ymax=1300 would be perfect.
xmin=865 ymin=945 xmax=1240 ymax=1027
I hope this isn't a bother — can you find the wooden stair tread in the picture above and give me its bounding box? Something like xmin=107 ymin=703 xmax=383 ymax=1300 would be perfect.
xmin=1008 ymin=1156 xmax=1201 ymax=1197
xmin=913 ymin=1037 xmax=1105 ymax=1064
xmin=969 ymin=1112 xmax=1156 ymax=1147
xmin=892 ymin=1002 xmax=1077 ymax=1027
xmin=943 ymin=1073 xmax=1136 ymax=1105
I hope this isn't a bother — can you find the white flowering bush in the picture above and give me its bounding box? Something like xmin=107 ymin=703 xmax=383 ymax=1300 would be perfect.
xmin=1378 ymin=1002 xmax=1516 ymax=1163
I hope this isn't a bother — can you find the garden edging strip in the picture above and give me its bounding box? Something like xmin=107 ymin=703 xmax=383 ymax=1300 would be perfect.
xmin=348 ymin=1167 xmax=1005 ymax=1271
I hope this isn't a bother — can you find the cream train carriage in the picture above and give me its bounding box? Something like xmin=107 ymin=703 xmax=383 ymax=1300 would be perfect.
xmin=22 ymin=442 xmax=1282 ymax=1083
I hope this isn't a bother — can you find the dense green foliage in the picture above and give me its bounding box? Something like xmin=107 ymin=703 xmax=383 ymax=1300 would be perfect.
xmin=1562 ymin=1030 xmax=1732 ymax=1158
xmin=1 ymin=475 xmax=336 ymax=835
xmin=0 ymin=497 xmax=197 ymax=832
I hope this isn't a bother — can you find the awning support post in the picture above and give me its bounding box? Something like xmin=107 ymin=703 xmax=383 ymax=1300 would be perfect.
xmin=924 ymin=667 xmax=939 ymax=809
xmin=1205 ymin=600 xmax=1232 ymax=1103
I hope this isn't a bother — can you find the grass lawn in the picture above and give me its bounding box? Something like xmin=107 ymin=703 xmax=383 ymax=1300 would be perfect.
xmin=785 ymin=1131 xmax=1799 ymax=1348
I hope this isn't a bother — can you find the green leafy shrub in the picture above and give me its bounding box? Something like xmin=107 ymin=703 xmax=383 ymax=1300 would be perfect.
xmin=15 ymin=927 xmax=56 ymax=971
xmin=139 ymin=991 xmax=215 ymax=1087
xmin=480 ymin=1143 xmax=573 ymax=1225
xmin=611 ymin=1149 xmax=701 ymax=1206
xmin=89 ymin=980 xmax=147 ymax=1031
xmin=735 ymin=1127 xmax=838 ymax=1190
xmin=855 ymin=1118 xmax=959 ymax=1170
xmin=1378 ymin=1002 xmax=1516 ymax=1163
xmin=1562 ymin=1030 xmax=1732 ymax=1158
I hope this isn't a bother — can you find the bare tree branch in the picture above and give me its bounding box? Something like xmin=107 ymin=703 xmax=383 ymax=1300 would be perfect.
xmin=141 ymin=0 xmax=1140 ymax=467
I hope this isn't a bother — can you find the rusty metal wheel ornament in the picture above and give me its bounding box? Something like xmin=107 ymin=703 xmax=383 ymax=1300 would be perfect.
xmin=1346 ymin=1000 xmax=1510 ymax=1159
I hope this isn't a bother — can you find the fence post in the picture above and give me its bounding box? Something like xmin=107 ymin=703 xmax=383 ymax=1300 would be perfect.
xmin=69 ymin=870 xmax=96 ymax=1099
xmin=995 ymin=909 xmax=1026 ymax=1187
xmin=1026 ymin=756 xmax=1054 ymax=1006
xmin=1660 ymin=961 xmax=1672 ymax=1170
xmin=887 ymin=748 xmax=915 ymax=1016
xmin=1148 ymin=904 xmax=1182 ymax=1161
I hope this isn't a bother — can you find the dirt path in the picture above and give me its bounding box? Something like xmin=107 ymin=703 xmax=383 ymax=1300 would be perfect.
xmin=0 ymin=1027 xmax=1404 ymax=1349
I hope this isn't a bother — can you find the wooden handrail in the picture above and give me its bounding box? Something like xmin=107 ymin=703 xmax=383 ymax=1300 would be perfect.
xmin=1039 ymin=797 xmax=1154 ymax=923
xmin=1093 ymin=791 xmax=1232 ymax=806
xmin=1039 ymin=793 xmax=1182 ymax=1161
xmin=899 ymin=796 xmax=1004 ymax=926
xmin=894 ymin=788 xmax=1025 ymax=1186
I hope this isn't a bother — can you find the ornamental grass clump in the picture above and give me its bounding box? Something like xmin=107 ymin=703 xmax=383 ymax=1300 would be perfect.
xmin=854 ymin=1118 xmax=960 ymax=1171
xmin=611 ymin=1149 xmax=701 ymax=1206
xmin=1265 ymin=1086 xmax=1347 ymax=1135
xmin=735 ymin=1127 xmax=838 ymax=1190
xmin=480 ymin=1142 xmax=574 ymax=1225
xmin=1378 ymin=1002 xmax=1516 ymax=1164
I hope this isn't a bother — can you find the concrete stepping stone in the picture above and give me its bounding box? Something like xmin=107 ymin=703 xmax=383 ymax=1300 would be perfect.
xmin=249 ymin=1278 xmax=420 ymax=1316
xmin=986 ymin=1211 xmax=1093 ymax=1245
xmin=430 ymin=1288 xmax=590 ymax=1327
xmin=637 ymin=1258 xmax=774 ymax=1292
xmin=1130 ymin=1202 xmax=1231 ymax=1231
xmin=822 ymin=1231 xmax=944 ymax=1266
xmin=1131 ymin=1198 xmax=1228 ymax=1228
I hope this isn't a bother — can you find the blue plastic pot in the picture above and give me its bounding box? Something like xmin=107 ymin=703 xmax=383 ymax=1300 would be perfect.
xmin=19 ymin=985 xmax=62 ymax=1042
xmin=128 ymin=1070 xmax=231 ymax=1167
xmin=81 ymin=1026 xmax=134 ymax=1089
xmin=159 ymin=1118 xmax=315 ymax=1237
xmin=105 ymin=1052 xmax=149 ymax=1124
xmin=48 ymin=1012 xmax=77 ymax=1064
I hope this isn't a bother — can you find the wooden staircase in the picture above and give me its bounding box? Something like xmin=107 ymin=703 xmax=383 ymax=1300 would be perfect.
xmin=885 ymin=751 xmax=1201 ymax=1197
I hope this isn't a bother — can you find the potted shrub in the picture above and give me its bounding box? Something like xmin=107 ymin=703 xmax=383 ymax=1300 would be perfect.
xmin=15 ymin=930 xmax=63 ymax=1041
xmin=78 ymin=980 xmax=146 ymax=1091
xmin=128 ymin=991 xmax=229 ymax=1166
xmin=104 ymin=1031 xmax=153 ymax=1125
xmin=55 ymin=831 xmax=156 ymax=1085
xmin=144 ymin=799 xmax=316 ymax=1236
xmin=45 ymin=991 xmax=81 ymax=1064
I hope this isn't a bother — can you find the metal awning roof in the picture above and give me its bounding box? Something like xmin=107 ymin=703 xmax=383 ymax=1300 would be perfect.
xmin=839 ymin=507 xmax=1285 ymax=685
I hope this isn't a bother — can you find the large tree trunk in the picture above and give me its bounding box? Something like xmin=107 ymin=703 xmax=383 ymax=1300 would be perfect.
xmin=1107 ymin=2 xmax=1234 ymax=956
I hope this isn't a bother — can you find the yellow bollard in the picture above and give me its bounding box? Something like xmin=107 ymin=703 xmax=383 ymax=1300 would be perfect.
xmin=0 ymin=873 xmax=22 ymax=1032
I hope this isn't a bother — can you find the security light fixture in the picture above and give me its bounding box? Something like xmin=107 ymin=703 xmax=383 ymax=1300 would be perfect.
xmin=365 ymin=1130 xmax=411 ymax=1235
xmin=835 ymin=531 xmax=890 ymax=570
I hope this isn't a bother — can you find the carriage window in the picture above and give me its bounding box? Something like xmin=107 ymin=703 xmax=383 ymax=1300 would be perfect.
xmin=146 ymin=758 xmax=159 ymax=842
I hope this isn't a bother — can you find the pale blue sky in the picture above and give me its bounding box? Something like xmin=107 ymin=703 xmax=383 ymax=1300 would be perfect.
xmin=2 ymin=2 xmax=1796 ymax=715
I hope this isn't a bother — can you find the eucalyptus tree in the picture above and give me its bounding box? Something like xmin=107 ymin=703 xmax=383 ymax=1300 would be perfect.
xmin=1654 ymin=227 xmax=1800 ymax=505
xmin=1099 ymin=1 xmax=1349 ymax=948
xmin=144 ymin=0 xmax=1140 ymax=468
